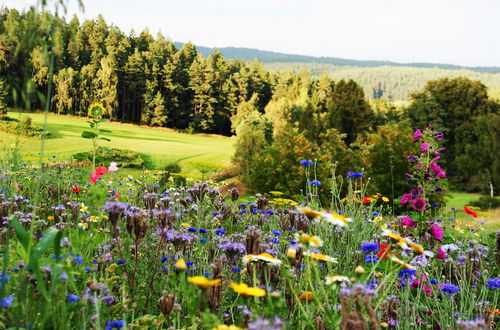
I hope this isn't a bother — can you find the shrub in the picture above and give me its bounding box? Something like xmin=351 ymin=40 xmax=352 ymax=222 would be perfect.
xmin=0 ymin=115 xmax=49 ymax=138
xmin=469 ymin=196 xmax=500 ymax=210
xmin=72 ymin=147 xmax=145 ymax=168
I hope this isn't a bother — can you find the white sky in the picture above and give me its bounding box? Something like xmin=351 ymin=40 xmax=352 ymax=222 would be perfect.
xmin=2 ymin=0 xmax=499 ymax=67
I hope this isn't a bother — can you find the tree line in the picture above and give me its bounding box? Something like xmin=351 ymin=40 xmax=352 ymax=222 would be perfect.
xmin=0 ymin=7 xmax=498 ymax=196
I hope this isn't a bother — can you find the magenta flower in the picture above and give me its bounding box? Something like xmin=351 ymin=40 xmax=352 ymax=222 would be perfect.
xmin=421 ymin=143 xmax=429 ymax=154
xmin=412 ymin=198 xmax=426 ymax=211
xmin=400 ymin=193 xmax=413 ymax=206
xmin=430 ymin=224 xmax=443 ymax=241
xmin=430 ymin=162 xmax=441 ymax=173
xmin=437 ymin=171 xmax=446 ymax=179
xmin=413 ymin=129 xmax=422 ymax=140
xmin=423 ymin=285 xmax=432 ymax=296
xmin=436 ymin=247 xmax=446 ymax=260
xmin=401 ymin=216 xmax=417 ymax=228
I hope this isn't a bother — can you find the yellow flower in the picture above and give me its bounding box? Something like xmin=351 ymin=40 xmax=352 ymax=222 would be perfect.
xmin=404 ymin=238 xmax=432 ymax=256
xmin=286 ymin=248 xmax=297 ymax=259
xmin=174 ymin=259 xmax=188 ymax=270
xmin=80 ymin=204 xmax=88 ymax=212
xmin=295 ymin=233 xmax=323 ymax=248
xmin=355 ymin=266 xmax=365 ymax=274
xmin=212 ymin=325 xmax=243 ymax=330
xmin=305 ymin=252 xmax=337 ymax=263
xmin=90 ymin=216 xmax=99 ymax=223
xmin=187 ymin=276 xmax=221 ymax=289
xmin=88 ymin=102 xmax=105 ymax=118
xmin=325 ymin=275 xmax=350 ymax=285
xmin=229 ymin=282 xmax=266 ymax=297
xmin=78 ymin=222 xmax=89 ymax=230
xmin=390 ymin=255 xmax=416 ymax=270
xmin=242 ymin=253 xmax=282 ymax=266
xmin=299 ymin=291 xmax=314 ymax=302
xmin=47 ymin=215 xmax=54 ymax=221
xmin=181 ymin=223 xmax=190 ymax=229
xmin=382 ymin=229 xmax=408 ymax=250
xmin=353 ymin=190 xmax=361 ymax=194
xmin=382 ymin=196 xmax=389 ymax=202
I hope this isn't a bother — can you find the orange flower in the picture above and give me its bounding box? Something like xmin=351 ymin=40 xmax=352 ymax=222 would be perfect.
xmin=299 ymin=291 xmax=314 ymax=302
xmin=230 ymin=282 xmax=266 ymax=297
xmin=187 ymin=276 xmax=221 ymax=289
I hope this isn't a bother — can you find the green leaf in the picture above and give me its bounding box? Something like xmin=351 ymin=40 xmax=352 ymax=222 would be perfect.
xmin=100 ymin=137 xmax=111 ymax=141
xmin=28 ymin=227 xmax=62 ymax=269
xmin=98 ymin=118 xmax=109 ymax=123
xmin=99 ymin=129 xmax=112 ymax=133
xmin=81 ymin=130 xmax=98 ymax=139
xmin=9 ymin=217 xmax=29 ymax=252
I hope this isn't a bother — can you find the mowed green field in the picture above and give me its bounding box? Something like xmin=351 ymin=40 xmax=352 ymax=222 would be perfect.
xmin=1 ymin=111 xmax=234 ymax=175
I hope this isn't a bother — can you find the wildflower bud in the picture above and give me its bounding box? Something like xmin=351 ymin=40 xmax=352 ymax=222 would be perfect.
xmin=374 ymin=272 xmax=383 ymax=278
xmin=355 ymin=266 xmax=365 ymax=275
xmin=287 ymin=249 xmax=297 ymax=259
xmin=299 ymin=291 xmax=314 ymax=302
xmin=271 ymin=291 xmax=281 ymax=299
xmin=380 ymin=322 xmax=389 ymax=328
xmin=172 ymin=303 xmax=181 ymax=312
xmin=231 ymin=188 xmax=239 ymax=202
xmin=158 ymin=292 xmax=176 ymax=316
xmin=175 ymin=259 xmax=188 ymax=270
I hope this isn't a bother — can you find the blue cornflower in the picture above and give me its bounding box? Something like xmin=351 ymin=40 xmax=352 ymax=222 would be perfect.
xmin=186 ymin=261 xmax=194 ymax=266
xmin=231 ymin=267 xmax=242 ymax=272
xmin=441 ymin=284 xmax=460 ymax=295
xmin=0 ymin=273 xmax=9 ymax=289
xmin=365 ymin=255 xmax=379 ymax=264
xmin=215 ymin=228 xmax=226 ymax=236
xmin=272 ymin=230 xmax=282 ymax=237
xmin=51 ymin=255 xmax=63 ymax=260
xmin=84 ymin=267 xmax=92 ymax=272
xmin=432 ymin=203 xmax=439 ymax=207
xmin=486 ymin=278 xmax=500 ymax=290
xmin=187 ymin=227 xmax=197 ymax=233
xmin=199 ymin=238 xmax=208 ymax=243
xmin=1 ymin=295 xmax=13 ymax=308
xmin=299 ymin=160 xmax=314 ymax=166
xmin=360 ymin=243 xmax=379 ymax=253
xmin=239 ymin=210 xmax=248 ymax=215
xmin=429 ymin=278 xmax=439 ymax=285
xmin=204 ymin=272 xmax=211 ymax=277
xmin=398 ymin=269 xmax=416 ymax=288
xmin=309 ymin=180 xmax=321 ymax=186
xmin=67 ymin=294 xmax=79 ymax=303
xmin=270 ymin=238 xmax=280 ymax=244
xmin=117 ymin=259 xmax=127 ymax=265
xmin=106 ymin=319 xmax=125 ymax=329
xmin=161 ymin=257 xmax=169 ymax=263
xmin=346 ymin=171 xmax=363 ymax=179
xmin=199 ymin=228 xmax=207 ymax=234
xmin=161 ymin=267 xmax=169 ymax=271
xmin=72 ymin=256 xmax=84 ymax=265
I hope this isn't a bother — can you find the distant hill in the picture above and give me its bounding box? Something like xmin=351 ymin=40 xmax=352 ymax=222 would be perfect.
xmin=174 ymin=42 xmax=500 ymax=100
xmin=174 ymin=42 xmax=500 ymax=74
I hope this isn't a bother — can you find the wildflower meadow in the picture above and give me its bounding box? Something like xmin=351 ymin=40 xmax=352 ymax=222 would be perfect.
xmin=0 ymin=116 xmax=498 ymax=329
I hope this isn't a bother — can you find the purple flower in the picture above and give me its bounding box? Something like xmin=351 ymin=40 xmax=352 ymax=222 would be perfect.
xmin=2 ymin=295 xmax=14 ymax=308
xmin=421 ymin=143 xmax=429 ymax=154
xmin=413 ymin=129 xmax=422 ymax=140
xmin=67 ymin=294 xmax=79 ymax=303
xmin=436 ymin=247 xmax=446 ymax=260
xmin=412 ymin=198 xmax=426 ymax=211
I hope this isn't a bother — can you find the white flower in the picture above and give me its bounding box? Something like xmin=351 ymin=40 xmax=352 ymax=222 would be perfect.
xmin=325 ymin=275 xmax=350 ymax=285
xmin=108 ymin=162 xmax=119 ymax=172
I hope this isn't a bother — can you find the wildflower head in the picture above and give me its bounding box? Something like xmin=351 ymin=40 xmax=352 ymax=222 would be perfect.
xmin=295 ymin=233 xmax=323 ymax=248
xmin=229 ymin=282 xmax=266 ymax=297
xmin=88 ymin=102 xmax=105 ymax=119
xmin=187 ymin=276 xmax=221 ymax=289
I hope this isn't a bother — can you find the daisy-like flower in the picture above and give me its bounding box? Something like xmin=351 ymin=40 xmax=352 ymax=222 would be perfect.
xmin=187 ymin=276 xmax=221 ymax=289
xmin=390 ymin=255 xmax=416 ymax=270
xmin=242 ymin=253 xmax=282 ymax=266
xmin=382 ymin=229 xmax=409 ymax=250
xmin=78 ymin=222 xmax=89 ymax=230
xmin=325 ymin=275 xmax=350 ymax=285
xmin=229 ymin=282 xmax=266 ymax=297
xmin=298 ymin=207 xmax=322 ymax=220
xmin=108 ymin=162 xmax=119 ymax=172
xmin=80 ymin=203 xmax=88 ymax=212
xmin=174 ymin=259 xmax=188 ymax=270
xmin=294 ymin=233 xmax=323 ymax=248
xmin=404 ymin=238 xmax=432 ymax=256
xmin=303 ymin=251 xmax=337 ymax=263
xmin=321 ymin=211 xmax=351 ymax=227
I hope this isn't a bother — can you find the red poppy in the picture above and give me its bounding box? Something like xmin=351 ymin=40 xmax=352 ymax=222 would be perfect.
xmin=377 ymin=244 xmax=392 ymax=259
xmin=362 ymin=197 xmax=372 ymax=204
xmin=95 ymin=166 xmax=109 ymax=176
xmin=463 ymin=206 xmax=478 ymax=218
xmin=71 ymin=185 xmax=81 ymax=193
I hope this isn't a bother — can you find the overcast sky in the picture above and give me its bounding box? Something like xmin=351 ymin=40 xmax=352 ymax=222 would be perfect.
xmin=2 ymin=0 xmax=499 ymax=67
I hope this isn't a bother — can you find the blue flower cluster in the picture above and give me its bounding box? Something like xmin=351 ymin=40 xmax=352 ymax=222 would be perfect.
xmin=346 ymin=171 xmax=363 ymax=179
xmin=441 ymin=283 xmax=460 ymax=295
xmin=308 ymin=180 xmax=321 ymax=186
xmin=299 ymin=160 xmax=314 ymax=166
xmin=486 ymin=278 xmax=499 ymax=290
xmin=360 ymin=242 xmax=379 ymax=253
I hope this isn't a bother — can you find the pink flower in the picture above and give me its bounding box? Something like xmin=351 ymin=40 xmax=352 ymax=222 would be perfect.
xmin=430 ymin=162 xmax=441 ymax=173
xmin=413 ymin=129 xmax=422 ymax=140
xmin=423 ymin=285 xmax=432 ymax=296
xmin=400 ymin=193 xmax=413 ymax=206
xmin=436 ymin=247 xmax=446 ymax=260
xmin=90 ymin=172 xmax=101 ymax=184
xmin=430 ymin=224 xmax=443 ymax=241
xmin=95 ymin=166 xmax=108 ymax=175
xmin=108 ymin=162 xmax=119 ymax=172
xmin=412 ymin=198 xmax=426 ymax=211
xmin=114 ymin=193 xmax=120 ymax=199
xmin=421 ymin=143 xmax=429 ymax=154
xmin=401 ymin=216 xmax=417 ymax=228
xmin=437 ymin=171 xmax=446 ymax=179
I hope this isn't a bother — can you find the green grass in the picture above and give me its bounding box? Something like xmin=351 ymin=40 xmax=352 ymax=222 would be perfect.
xmin=445 ymin=192 xmax=481 ymax=210
xmin=1 ymin=111 xmax=234 ymax=175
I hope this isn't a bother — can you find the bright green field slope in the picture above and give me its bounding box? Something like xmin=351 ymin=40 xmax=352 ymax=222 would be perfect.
xmin=1 ymin=111 xmax=234 ymax=175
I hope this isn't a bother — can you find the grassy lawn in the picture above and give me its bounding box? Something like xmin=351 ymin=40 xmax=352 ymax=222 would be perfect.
xmin=445 ymin=192 xmax=481 ymax=210
xmin=1 ymin=111 xmax=234 ymax=175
